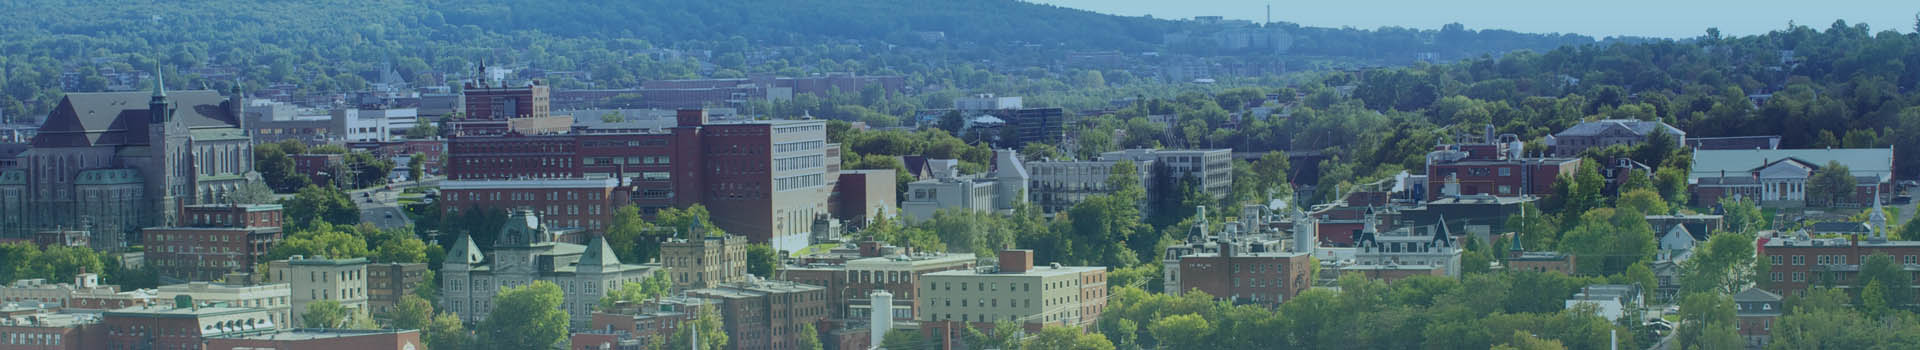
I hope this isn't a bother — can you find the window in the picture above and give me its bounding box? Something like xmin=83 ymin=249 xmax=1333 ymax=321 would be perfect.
xmin=1792 ymin=256 xmax=1804 ymax=265
xmin=1771 ymin=256 xmax=1783 ymax=265
xmin=1499 ymin=168 xmax=1512 ymax=176
xmin=1792 ymin=272 xmax=1805 ymax=282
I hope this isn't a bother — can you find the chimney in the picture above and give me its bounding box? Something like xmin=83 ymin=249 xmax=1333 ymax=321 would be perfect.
xmin=998 ymin=250 xmax=1034 ymax=274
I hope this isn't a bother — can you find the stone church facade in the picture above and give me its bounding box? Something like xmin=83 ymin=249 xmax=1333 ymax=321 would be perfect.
xmin=0 ymin=75 xmax=257 ymax=249
xmin=440 ymin=210 xmax=659 ymax=327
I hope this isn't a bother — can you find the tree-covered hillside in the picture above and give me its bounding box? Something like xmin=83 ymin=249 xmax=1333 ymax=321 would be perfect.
xmin=0 ymin=0 xmax=1599 ymax=120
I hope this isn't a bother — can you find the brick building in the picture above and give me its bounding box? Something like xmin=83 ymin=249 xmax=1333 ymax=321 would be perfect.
xmin=1171 ymin=241 xmax=1313 ymax=305
xmin=1733 ymin=287 xmax=1783 ymax=348
xmin=777 ymin=242 xmax=976 ymax=321
xmin=142 ymin=204 xmax=285 ymax=281
xmin=1 ymin=273 xmax=156 ymax=311
xmin=1689 ymin=148 xmax=1895 ymax=208
xmin=365 ymin=263 xmax=428 ymax=316
xmin=0 ymin=310 xmax=106 ymax=350
xmin=1550 ymin=119 xmax=1684 ymax=157
xmin=574 ymin=296 xmax=718 ymax=350
xmin=686 ymin=281 xmax=828 ymax=350
xmin=439 ymin=178 xmax=629 ymax=232
xmin=1425 ymin=138 xmax=1581 ymax=201
xmin=832 ymin=170 xmax=899 ymax=226
xmin=452 ymin=77 xmax=554 ymax=135
xmin=204 ymin=329 xmax=421 ymax=350
xmin=1760 ymin=230 xmax=1920 ymax=303
xmin=445 ymin=110 xmax=838 ymax=251
xmin=102 ymin=304 xmax=280 ymax=350
xmin=291 ymin=153 xmax=344 ymax=187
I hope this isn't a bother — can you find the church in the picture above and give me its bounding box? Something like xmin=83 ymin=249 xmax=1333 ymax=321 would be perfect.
xmin=440 ymin=210 xmax=660 ymax=327
xmin=0 ymin=69 xmax=257 ymax=249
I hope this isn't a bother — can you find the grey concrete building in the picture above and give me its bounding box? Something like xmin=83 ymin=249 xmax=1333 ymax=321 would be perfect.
xmin=440 ymin=210 xmax=660 ymax=327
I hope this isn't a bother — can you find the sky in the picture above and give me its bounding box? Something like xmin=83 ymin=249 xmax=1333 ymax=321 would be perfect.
xmin=1029 ymin=0 xmax=1917 ymax=39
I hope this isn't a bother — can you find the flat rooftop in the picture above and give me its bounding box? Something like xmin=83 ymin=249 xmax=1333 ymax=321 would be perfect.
xmin=219 ymin=328 xmax=416 ymax=341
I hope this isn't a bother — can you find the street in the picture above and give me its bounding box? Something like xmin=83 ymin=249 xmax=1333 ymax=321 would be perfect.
xmin=352 ymin=175 xmax=440 ymax=230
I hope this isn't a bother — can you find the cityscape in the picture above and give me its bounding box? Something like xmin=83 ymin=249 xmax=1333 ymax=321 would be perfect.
xmin=2 ymin=1 xmax=1920 ymax=350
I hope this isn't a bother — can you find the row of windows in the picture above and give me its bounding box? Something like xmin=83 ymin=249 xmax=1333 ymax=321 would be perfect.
xmin=775 ymin=174 xmax=824 ymax=191
xmin=584 ymin=155 xmax=672 ymax=165
xmin=775 ymin=124 xmax=824 ymax=134
xmin=1769 ymin=254 xmax=1920 ymax=266
xmin=774 ymin=155 xmax=824 ymax=172
xmin=773 ymin=140 xmax=825 ymax=153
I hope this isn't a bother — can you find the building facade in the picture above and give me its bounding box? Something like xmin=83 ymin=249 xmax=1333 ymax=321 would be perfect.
xmin=686 ymin=281 xmax=828 ymax=350
xmin=918 ymin=250 xmax=1107 ymax=349
xmin=267 ymin=257 xmax=369 ymax=327
xmin=153 ymin=282 xmax=294 ymax=328
xmin=366 ymin=263 xmax=428 ymax=316
xmin=439 ymin=178 xmax=629 ymax=232
xmin=1550 ymin=119 xmax=1684 ymax=157
xmin=102 ymin=305 xmax=280 ymax=350
xmin=662 ymin=234 xmax=750 ymax=290
xmin=1425 ymin=138 xmax=1580 ymax=201
xmin=778 ymin=242 xmax=977 ymax=322
xmin=143 ymin=204 xmax=285 ymax=281
xmin=1690 ymin=148 xmax=1895 ymax=208
xmin=445 ymin=110 xmax=838 ymax=252
xmin=0 ymin=310 xmax=106 ymax=350
xmin=440 ymin=210 xmax=660 ymax=326
xmin=0 ymin=81 xmax=258 ymax=244
xmin=204 ymin=329 xmax=422 ymax=350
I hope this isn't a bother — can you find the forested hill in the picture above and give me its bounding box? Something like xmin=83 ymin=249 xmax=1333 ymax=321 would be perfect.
xmin=0 ymin=0 xmax=1600 ymax=119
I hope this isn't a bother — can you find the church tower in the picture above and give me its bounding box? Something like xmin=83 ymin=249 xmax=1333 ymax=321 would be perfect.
xmin=146 ymin=64 xmax=189 ymax=226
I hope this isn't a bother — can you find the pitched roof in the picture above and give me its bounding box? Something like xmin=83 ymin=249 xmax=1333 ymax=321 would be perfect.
xmin=32 ymin=90 xmax=240 ymax=148
xmin=1732 ymin=287 xmax=1783 ymax=302
xmin=577 ymin=235 xmax=622 ymax=269
xmin=1686 ymin=136 xmax=1780 ymax=150
xmin=1809 ymin=221 xmax=1871 ymax=234
xmin=1555 ymin=119 xmax=1684 ymax=138
xmin=1691 ymin=148 xmax=1895 ymax=182
xmin=447 ymin=234 xmax=484 ymax=265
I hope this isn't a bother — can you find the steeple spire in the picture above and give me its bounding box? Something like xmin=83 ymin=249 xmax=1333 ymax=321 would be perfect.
xmin=151 ymin=62 xmax=167 ymax=97
xmin=1870 ymin=187 xmax=1889 ymax=240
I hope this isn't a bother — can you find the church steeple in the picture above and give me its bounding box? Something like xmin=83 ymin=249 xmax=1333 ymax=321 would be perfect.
xmin=1870 ymin=188 xmax=1889 ymax=241
xmin=150 ymin=63 xmax=170 ymax=124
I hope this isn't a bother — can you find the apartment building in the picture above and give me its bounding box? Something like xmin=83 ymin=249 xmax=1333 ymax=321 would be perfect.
xmin=143 ymin=204 xmax=285 ymax=281
xmin=918 ymin=250 xmax=1108 ymax=349
xmin=661 ymin=234 xmax=750 ymax=290
xmin=268 ymin=256 xmax=369 ymax=327
xmin=153 ymin=281 xmax=293 ymax=328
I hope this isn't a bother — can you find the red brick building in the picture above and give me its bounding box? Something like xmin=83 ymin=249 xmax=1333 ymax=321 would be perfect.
xmin=1733 ymin=287 xmax=1783 ymax=348
xmin=204 ymin=329 xmax=422 ymax=350
xmin=445 ymin=110 xmax=837 ymax=251
xmin=1425 ymin=141 xmax=1581 ymax=202
xmin=1171 ymin=241 xmax=1314 ymax=305
xmin=573 ymin=296 xmax=717 ymax=350
xmin=776 ymin=242 xmax=975 ymax=321
xmin=1760 ymin=234 xmax=1920 ymax=303
xmin=439 ymin=178 xmax=629 ymax=231
xmin=291 ymin=154 xmax=344 ymax=187
xmin=366 ymin=263 xmax=428 ymax=316
xmin=0 ymin=311 xmax=106 ymax=350
xmin=102 ymin=305 xmax=280 ymax=350
xmin=832 ymin=170 xmax=898 ymax=226
xmin=142 ymin=204 xmax=284 ymax=281
xmin=687 ymin=281 xmax=828 ymax=350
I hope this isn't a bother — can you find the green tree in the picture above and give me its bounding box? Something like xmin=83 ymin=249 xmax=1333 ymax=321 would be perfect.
xmin=1149 ymin=313 xmax=1214 ymax=349
xmin=1021 ymin=142 xmax=1062 ymax=161
xmin=389 ymin=295 xmax=434 ymax=330
xmin=425 ymin=312 xmax=468 ymax=350
xmin=1855 ymin=252 xmax=1911 ymax=310
xmin=1616 ymin=189 xmax=1670 ymax=217
xmin=375 ymin=234 xmax=432 ymax=263
xmin=1678 ymin=232 xmax=1759 ymax=295
xmin=281 ymin=185 xmax=360 ymax=228
xmin=1720 ymin=198 xmax=1766 ymax=235
xmin=664 ymin=308 xmax=728 ymax=350
xmin=599 ymin=271 xmax=672 ymax=310
xmin=746 ymin=244 xmax=779 ymax=277
xmin=1652 ymin=167 xmax=1690 ymax=207
xmin=479 ymin=281 xmax=569 ymax=350
xmin=302 ymin=300 xmax=351 ymax=328
xmin=1806 ymin=161 xmax=1857 ymax=207
xmin=605 ymin=205 xmax=669 ymax=263
xmin=881 ymin=328 xmax=928 ymax=350
xmin=657 ymin=204 xmax=725 ymax=239
xmin=797 ymin=323 xmax=822 ymax=350
xmin=1025 ymin=326 xmax=1115 ymax=350
xmin=407 ymin=153 xmax=425 ymax=183
xmin=1673 ymin=292 xmax=1740 ymax=350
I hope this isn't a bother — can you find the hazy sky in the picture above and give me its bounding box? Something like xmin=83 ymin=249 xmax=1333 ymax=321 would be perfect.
xmin=1029 ymin=0 xmax=1917 ymax=39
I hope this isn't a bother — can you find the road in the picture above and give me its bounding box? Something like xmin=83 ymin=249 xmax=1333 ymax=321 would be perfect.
xmin=353 ymin=175 xmax=440 ymax=230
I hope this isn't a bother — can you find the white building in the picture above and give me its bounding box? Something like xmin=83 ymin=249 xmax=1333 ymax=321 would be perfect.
xmin=1027 ymin=148 xmax=1233 ymax=214
xmin=267 ymin=256 xmax=370 ymax=327
xmin=331 ymin=108 xmax=392 ymax=142
xmin=1565 ymin=284 xmax=1642 ymax=322
xmin=900 ymin=150 xmax=1029 ymax=223
xmin=953 ymin=94 xmax=1023 ymax=111
xmin=155 ymin=281 xmax=294 ymax=327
